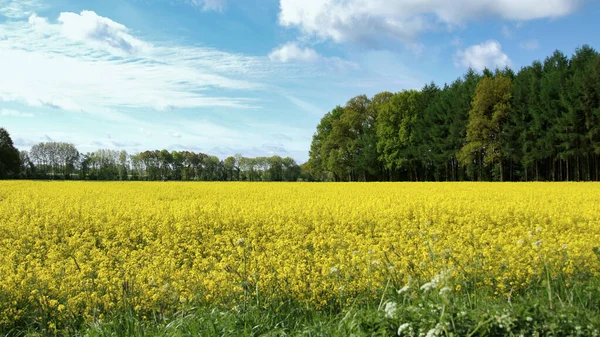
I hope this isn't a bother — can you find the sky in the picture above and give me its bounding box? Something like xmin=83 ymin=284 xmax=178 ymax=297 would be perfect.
xmin=0 ymin=0 xmax=598 ymax=163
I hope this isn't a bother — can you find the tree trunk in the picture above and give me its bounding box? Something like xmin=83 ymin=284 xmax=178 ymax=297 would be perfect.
xmin=551 ymin=155 xmax=555 ymax=181
xmin=478 ymin=152 xmax=483 ymax=181
xmin=559 ymin=159 xmax=563 ymax=182
xmin=596 ymin=155 xmax=599 ymax=181
xmin=577 ymin=155 xmax=581 ymax=181
xmin=588 ymin=152 xmax=593 ymax=181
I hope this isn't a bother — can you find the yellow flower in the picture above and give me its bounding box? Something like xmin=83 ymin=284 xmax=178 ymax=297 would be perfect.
xmin=0 ymin=181 xmax=598 ymax=325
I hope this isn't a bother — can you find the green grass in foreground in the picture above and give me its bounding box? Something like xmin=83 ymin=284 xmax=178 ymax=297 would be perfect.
xmin=5 ymin=275 xmax=600 ymax=337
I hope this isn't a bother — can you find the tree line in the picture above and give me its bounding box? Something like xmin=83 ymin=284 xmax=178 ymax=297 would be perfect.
xmin=0 ymin=133 xmax=306 ymax=181
xmin=307 ymin=45 xmax=600 ymax=181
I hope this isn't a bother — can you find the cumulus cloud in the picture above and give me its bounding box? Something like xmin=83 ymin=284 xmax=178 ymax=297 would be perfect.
xmin=269 ymin=42 xmax=320 ymax=63
xmin=28 ymin=13 xmax=50 ymax=29
xmin=57 ymin=11 xmax=151 ymax=55
xmin=278 ymin=0 xmax=582 ymax=46
xmin=455 ymin=40 xmax=511 ymax=71
xmin=269 ymin=42 xmax=359 ymax=73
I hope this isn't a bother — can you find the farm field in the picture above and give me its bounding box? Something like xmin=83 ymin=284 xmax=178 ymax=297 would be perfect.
xmin=1 ymin=181 xmax=600 ymax=336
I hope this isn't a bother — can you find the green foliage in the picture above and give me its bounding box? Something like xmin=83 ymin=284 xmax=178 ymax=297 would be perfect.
xmin=2 ymin=140 xmax=303 ymax=182
xmin=376 ymin=90 xmax=422 ymax=180
xmin=11 ymin=275 xmax=600 ymax=336
xmin=308 ymin=45 xmax=600 ymax=182
xmin=458 ymin=73 xmax=512 ymax=181
xmin=0 ymin=127 xmax=21 ymax=179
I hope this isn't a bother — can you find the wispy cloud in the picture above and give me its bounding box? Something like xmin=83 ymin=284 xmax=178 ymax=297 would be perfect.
xmin=520 ymin=39 xmax=540 ymax=51
xmin=269 ymin=42 xmax=359 ymax=71
xmin=187 ymin=0 xmax=226 ymax=12
xmin=281 ymin=93 xmax=325 ymax=116
xmin=502 ymin=25 xmax=512 ymax=38
xmin=0 ymin=10 xmax=276 ymax=115
xmin=0 ymin=0 xmax=44 ymax=19
xmin=0 ymin=109 xmax=34 ymax=117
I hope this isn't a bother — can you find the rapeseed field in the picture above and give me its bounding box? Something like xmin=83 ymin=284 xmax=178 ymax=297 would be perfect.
xmin=1 ymin=182 xmax=600 ymax=335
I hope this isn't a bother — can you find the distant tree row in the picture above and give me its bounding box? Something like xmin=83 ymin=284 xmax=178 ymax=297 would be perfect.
xmin=0 ymin=134 xmax=306 ymax=181
xmin=308 ymin=45 xmax=600 ymax=181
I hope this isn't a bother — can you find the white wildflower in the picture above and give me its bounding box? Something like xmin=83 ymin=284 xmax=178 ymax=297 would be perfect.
xmin=397 ymin=323 xmax=410 ymax=336
xmin=330 ymin=266 xmax=339 ymax=274
xmin=383 ymin=301 xmax=397 ymax=318
xmin=495 ymin=312 xmax=512 ymax=329
xmin=397 ymin=285 xmax=410 ymax=294
xmin=425 ymin=323 xmax=443 ymax=337
xmin=420 ymin=281 xmax=436 ymax=292
xmin=420 ymin=271 xmax=450 ymax=292
xmin=439 ymin=287 xmax=451 ymax=295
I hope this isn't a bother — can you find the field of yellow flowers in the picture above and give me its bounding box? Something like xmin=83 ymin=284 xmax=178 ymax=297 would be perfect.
xmin=1 ymin=181 xmax=600 ymax=334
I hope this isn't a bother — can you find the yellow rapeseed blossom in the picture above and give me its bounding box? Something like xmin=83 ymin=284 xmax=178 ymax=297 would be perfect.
xmin=0 ymin=182 xmax=599 ymax=327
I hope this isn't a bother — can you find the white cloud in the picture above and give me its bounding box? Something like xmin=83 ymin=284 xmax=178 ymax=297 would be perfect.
xmin=0 ymin=0 xmax=44 ymax=19
xmin=169 ymin=132 xmax=183 ymax=138
xmin=28 ymin=13 xmax=50 ymax=29
xmin=455 ymin=40 xmax=511 ymax=71
xmin=278 ymin=0 xmax=582 ymax=46
xmin=269 ymin=42 xmax=359 ymax=72
xmin=269 ymin=42 xmax=320 ymax=63
xmin=0 ymin=109 xmax=34 ymax=117
xmin=0 ymin=11 xmax=276 ymax=114
xmin=520 ymin=39 xmax=540 ymax=51
xmin=282 ymin=93 xmax=324 ymax=116
xmin=188 ymin=0 xmax=226 ymax=12
xmin=57 ymin=11 xmax=151 ymax=55
xmin=140 ymin=128 xmax=153 ymax=137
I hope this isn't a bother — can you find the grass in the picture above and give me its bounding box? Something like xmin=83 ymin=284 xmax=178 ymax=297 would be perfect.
xmin=5 ymin=273 xmax=600 ymax=337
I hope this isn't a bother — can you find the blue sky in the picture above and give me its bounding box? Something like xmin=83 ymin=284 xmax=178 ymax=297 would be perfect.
xmin=0 ymin=0 xmax=598 ymax=162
